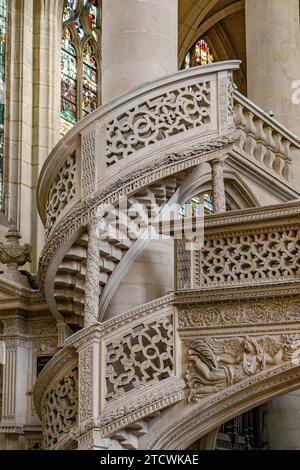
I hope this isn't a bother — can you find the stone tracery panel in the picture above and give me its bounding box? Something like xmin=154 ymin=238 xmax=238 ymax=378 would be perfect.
xmin=197 ymin=226 xmax=300 ymax=287
xmin=42 ymin=366 xmax=78 ymax=448
xmin=106 ymin=81 xmax=212 ymax=165
xmin=45 ymin=153 xmax=76 ymax=234
xmin=105 ymin=315 xmax=174 ymax=402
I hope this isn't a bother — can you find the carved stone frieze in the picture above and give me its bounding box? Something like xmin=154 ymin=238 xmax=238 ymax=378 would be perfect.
xmin=178 ymin=298 xmax=300 ymax=330
xmin=149 ymin=362 xmax=300 ymax=449
xmin=81 ymin=130 xmax=96 ymax=199
xmin=78 ymin=345 xmax=93 ymax=422
xmin=100 ymin=380 xmax=185 ymax=437
xmin=186 ymin=334 xmax=300 ymax=402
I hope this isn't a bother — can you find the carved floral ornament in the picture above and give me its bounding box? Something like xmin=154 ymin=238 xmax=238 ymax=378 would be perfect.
xmin=0 ymin=226 xmax=31 ymax=268
xmin=186 ymin=334 xmax=300 ymax=403
xmin=178 ymin=298 xmax=300 ymax=329
xmin=106 ymin=81 xmax=212 ymax=165
xmin=42 ymin=366 xmax=78 ymax=449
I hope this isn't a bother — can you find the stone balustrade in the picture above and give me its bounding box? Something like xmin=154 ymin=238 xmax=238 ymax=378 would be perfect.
xmin=233 ymin=90 xmax=300 ymax=181
xmin=33 ymin=260 xmax=300 ymax=449
xmin=33 ymin=298 xmax=185 ymax=449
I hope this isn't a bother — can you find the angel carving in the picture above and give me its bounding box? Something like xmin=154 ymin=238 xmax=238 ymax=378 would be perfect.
xmin=186 ymin=336 xmax=265 ymax=401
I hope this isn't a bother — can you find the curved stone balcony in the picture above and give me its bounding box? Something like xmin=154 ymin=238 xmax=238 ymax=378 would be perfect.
xmin=36 ymin=60 xmax=300 ymax=329
xmin=33 ymin=200 xmax=300 ymax=450
xmin=37 ymin=61 xmax=240 ymax=326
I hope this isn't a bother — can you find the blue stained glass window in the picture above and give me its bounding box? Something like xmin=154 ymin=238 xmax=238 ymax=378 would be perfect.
xmin=61 ymin=28 xmax=77 ymax=135
xmin=61 ymin=0 xmax=100 ymax=136
xmin=0 ymin=0 xmax=6 ymax=209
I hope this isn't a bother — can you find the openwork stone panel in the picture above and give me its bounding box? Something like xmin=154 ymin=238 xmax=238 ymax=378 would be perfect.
xmin=46 ymin=153 xmax=76 ymax=234
xmin=105 ymin=315 xmax=174 ymax=401
xmin=186 ymin=334 xmax=300 ymax=402
xmin=197 ymin=227 xmax=300 ymax=287
xmin=42 ymin=366 xmax=78 ymax=448
xmin=106 ymin=82 xmax=211 ymax=165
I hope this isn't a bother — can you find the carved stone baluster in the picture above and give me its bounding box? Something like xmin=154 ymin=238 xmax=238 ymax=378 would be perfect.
xmin=84 ymin=219 xmax=101 ymax=327
xmin=272 ymin=133 xmax=284 ymax=176
xmin=210 ymin=157 xmax=226 ymax=213
xmin=282 ymin=139 xmax=292 ymax=180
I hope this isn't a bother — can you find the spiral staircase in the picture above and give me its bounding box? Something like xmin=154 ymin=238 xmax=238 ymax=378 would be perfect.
xmin=33 ymin=61 xmax=300 ymax=450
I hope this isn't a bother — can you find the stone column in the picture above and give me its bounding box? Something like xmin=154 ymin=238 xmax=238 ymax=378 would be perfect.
xmin=245 ymin=0 xmax=300 ymax=135
xmin=210 ymin=158 xmax=226 ymax=213
xmin=102 ymin=0 xmax=178 ymax=102
xmin=0 ymin=335 xmax=29 ymax=450
xmin=5 ymin=0 xmax=62 ymax=270
xmin=84 ymin=220 xmax=101 ymax=327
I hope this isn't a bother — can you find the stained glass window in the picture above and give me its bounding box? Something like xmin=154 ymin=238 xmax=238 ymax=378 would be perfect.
xmin=82 ymin=41 xmax=97 ymax=116
xmin=184 ymin=38 xmax=214 ymax=69
xmin=181 ymin=193 xmax=214 ymax=217
xmin=61 ymin=0 xmax=100 ymax=136
xmin=0 ymin=0 xmax=6 ymax=209
xmin=61 ymin=28 xmax=77 ymax=135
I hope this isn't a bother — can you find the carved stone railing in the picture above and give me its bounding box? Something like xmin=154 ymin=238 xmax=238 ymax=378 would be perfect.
xmin=33 ymin=275 xmax=300 ymax=449
xmin=33 ymin=347 xmax=78 ymax=450
xmin=33 ymin=298 xmax=185 ymax=449
xmin=175 ymin=201 xmax=300 ymax=290
xmin=233 ymin=90 xmax=300 ymax=182
xmin=37 ymin=61 xmax=239 ymax=238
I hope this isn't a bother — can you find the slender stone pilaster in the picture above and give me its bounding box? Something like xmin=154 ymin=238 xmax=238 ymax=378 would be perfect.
xmin=84 ymin=220 xmax=101 ymax=327
xmin=210 ymin=158 xmax=226 ymax=213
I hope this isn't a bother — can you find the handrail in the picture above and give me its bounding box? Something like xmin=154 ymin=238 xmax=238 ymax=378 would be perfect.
xmin=37 ymin=61 xmax=240 ymax=227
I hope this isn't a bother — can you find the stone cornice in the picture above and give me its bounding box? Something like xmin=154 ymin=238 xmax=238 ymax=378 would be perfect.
xmin=157 ymin=200 xmax=300 ymax=237
xmin=173 ymin=281 xmax=300 ymax=304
